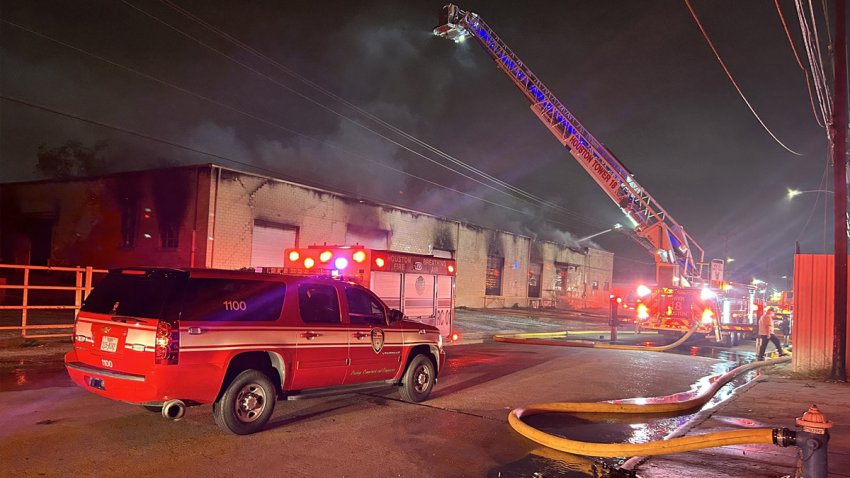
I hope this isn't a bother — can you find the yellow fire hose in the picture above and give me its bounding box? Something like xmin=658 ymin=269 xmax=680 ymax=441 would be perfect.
xmin=495 ymin=323 xmax=700 ymax=352
xmin=508 ymin=355 xmax=791 ymax=457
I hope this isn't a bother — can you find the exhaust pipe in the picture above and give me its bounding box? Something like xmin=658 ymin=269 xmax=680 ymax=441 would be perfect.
xmin=161 ymin=399 xmax=186 ymax=421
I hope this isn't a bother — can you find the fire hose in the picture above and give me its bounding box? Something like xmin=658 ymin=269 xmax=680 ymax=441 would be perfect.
xmin=494 ymin=323 xmax=700 ymax=351
xmin=507 ymin=356 xmax=792 ymax=457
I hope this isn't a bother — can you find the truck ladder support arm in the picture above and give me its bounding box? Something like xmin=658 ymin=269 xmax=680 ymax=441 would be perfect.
xmin=434 ymin=4 xmax=705 ymax=285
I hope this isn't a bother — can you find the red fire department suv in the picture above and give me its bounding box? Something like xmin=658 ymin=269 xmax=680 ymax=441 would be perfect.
xmin=65 ymin=267 xmax=446 ymax=435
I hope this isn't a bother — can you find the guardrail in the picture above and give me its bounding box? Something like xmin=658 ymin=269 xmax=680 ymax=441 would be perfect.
xmin=0 ymin=264 xmax=107 ymax=338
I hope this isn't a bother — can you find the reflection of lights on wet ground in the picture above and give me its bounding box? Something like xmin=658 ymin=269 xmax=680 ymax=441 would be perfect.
xmin=15 ymin=369 xmax=27 ymax=386
xmin=690 ymin=346 xmax=699 ymax=356
xmin=627 ymin=422 xmax=650 ymax=444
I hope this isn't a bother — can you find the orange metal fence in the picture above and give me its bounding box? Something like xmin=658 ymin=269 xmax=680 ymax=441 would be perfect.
xmin=793 ymin=254 xmax=850 ymax=373
xmin=0 ymin=264 xmax=107 ymax=339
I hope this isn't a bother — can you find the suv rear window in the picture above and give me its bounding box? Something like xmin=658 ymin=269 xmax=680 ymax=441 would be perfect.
xmin=181 ymin=278 xmax=286 ymax=322
xmin=81 ymin=269 xmax=187 ymax=319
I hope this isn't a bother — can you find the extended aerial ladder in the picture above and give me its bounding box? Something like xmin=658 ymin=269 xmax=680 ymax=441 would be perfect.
xmin=434 ymin=4 xmax=705 ymax=287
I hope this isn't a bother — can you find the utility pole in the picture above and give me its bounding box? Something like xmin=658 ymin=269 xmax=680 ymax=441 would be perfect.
xmin=831 ymin=0 xmax=847 ymax=382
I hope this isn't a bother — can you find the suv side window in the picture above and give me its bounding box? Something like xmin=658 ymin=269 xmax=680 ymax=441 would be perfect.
xmin=298 ymin=284 xmax=341 ymax=324
xmin=346 ymin=287 xmax=386 ymax=326
xmin=182 ymin=278 xmax=285 ymax=322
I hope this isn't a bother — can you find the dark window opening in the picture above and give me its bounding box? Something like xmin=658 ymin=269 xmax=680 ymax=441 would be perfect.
xmin=527 ymin=262 xmax=542 ymax=298
xmin=120 ymin=197 xmax=137 ymax=248
xmin=485 ymin=256 xmax=504 ymax=296
xmin=160 ymin=223 xmax=179 ymax=249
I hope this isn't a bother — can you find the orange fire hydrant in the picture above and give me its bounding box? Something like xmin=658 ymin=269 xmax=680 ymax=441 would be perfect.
xmin=774 ymin=405 xmax=832 ymax=477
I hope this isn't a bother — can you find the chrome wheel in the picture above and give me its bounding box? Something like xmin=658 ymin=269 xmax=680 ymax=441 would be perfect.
xmin=234 ymin=383 xmax=267 ymax=423
xmin=214 ymin=369 xmax=276 ymax=435
xmin=413 ymin=364 xmax=432 ymax=393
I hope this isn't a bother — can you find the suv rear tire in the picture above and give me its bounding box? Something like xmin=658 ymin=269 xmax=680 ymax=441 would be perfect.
xmin=399 ymin=354 xmax=435 ymax=403
xmin=213 ymin=369 xmax=276 ymax=435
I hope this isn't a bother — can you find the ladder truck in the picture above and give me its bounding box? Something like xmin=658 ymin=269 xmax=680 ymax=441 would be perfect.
xmin=433 ymin=5 xmax=755 ymax=343
xmin=433 ymin=4 xmax=704 ymax=289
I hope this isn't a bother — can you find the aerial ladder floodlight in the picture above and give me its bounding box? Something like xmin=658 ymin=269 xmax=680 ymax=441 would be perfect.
xmin=434 ymin=4 xmax=705 ymax=287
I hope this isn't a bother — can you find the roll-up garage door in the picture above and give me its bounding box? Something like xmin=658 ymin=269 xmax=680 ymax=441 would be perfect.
xmin=251 ymin=222 xmax=297 ymax=267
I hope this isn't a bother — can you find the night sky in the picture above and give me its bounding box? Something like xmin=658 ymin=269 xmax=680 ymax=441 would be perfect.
xmin=0 ymin=1 xmax=840 ymax=287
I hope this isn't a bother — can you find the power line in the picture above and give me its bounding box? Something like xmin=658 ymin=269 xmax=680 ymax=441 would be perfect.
xmin=158 ymin=0 xmax=566 ymax=214
xmin=0 ymin=17 xmax=611 ymax=232
xmin=794 ymin=0 xmax=833 ymax=132
xmin=774 ymin=0 xmax=824 ymax=127
xmin=0 ymin=94 xmax=608 ymax=233
xmin=120 ymin=0 xmax=590 ymax=222
xmin=683 ymin=0 xmax=803 ymax=156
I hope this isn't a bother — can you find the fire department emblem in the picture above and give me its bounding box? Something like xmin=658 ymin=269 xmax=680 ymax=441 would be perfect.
xmin=414 ymin=276 xmax=426 ymax=295
xmin=370 ymin=328 xmax=385 ymax=353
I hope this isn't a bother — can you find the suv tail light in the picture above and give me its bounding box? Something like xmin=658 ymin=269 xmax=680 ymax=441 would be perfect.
xmin=155 ymin=320 xmax=180 ymax=365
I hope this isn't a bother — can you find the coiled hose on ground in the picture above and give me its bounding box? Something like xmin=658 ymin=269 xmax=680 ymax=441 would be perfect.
xmin=507 ymin=355 xmax=791 ymax=457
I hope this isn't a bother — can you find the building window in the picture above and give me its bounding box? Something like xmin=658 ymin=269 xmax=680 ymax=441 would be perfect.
xmin=120 ymin=197 xmax=137 ymax=248
xmin=592 ymin=280 xmax=599 ymax=290
xmin=603 ymin=281 xmax=610 ymax=291
xmin=160 ymin=223 xmax=179 ymax=249
xmin=528 ymin=262 xmax=542 ymax=298
xmin=485 ymin=255 xmax=504 ymax=296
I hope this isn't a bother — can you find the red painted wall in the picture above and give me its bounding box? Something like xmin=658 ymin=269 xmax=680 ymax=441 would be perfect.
xmin=793 ymin=254 xmax=850 ymax=373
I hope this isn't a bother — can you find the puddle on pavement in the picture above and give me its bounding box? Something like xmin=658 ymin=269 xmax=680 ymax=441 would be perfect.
xmin=0 ymin=362 xmax=71 ymax=391
xmin=490 ymin=347 xmax=760 ymax=477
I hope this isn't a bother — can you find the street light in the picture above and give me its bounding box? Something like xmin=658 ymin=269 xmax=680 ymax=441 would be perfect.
xmin=726 ymin=257 xmax=735 ymax=263
xmin=787 ymin=188 xmax=850 ymax=238
xmin=787 ymin=188 xmax=833 ymax=199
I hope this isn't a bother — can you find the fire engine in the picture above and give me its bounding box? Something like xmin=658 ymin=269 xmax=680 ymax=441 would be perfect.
xmin=280 ymin=245 xmax=456 ymax=341
xmin=434 ymin=5 xmax=743 ymax=343
xmin=634 ymin=281 xmax=759 ymax=345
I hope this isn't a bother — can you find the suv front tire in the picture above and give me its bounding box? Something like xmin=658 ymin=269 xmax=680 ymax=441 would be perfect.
xmin=399 ymin=354 xmax=435 ymax=403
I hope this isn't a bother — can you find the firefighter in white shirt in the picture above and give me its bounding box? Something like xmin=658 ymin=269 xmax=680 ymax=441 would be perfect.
xmin=757 ymin=308 xmax=788 ymax=360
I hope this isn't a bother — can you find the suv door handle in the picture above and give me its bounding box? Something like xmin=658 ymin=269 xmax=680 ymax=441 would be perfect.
xmin=353 ymin=331 xmax=369 ymax=339
xmin=301 ymin=332 xmax=321 ymax=340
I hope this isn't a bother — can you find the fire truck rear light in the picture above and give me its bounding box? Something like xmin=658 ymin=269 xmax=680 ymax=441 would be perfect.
xmin=375 ymin=257 xmax=385 ymax=268
xmin=701 ymin=308 xmax=714 ymax=324
xmin=637 ymin=304 xmax=649 ymax=319
xmin=304 ymin=258 xmax=315 ymax=269
xmin=448 ymin=265 xmax=455 ymax=273
xmin=288 ymin=251 xmax=300 ymax=262
xmin=319 ymin=251 xmax=333 ymax=263
xmin=700 ymin=287 xmax=716 ymax=301
xmin=334 ymin=257 xmax=349 ymax=270
xmin=450 ymin=332 xmax=460 ymax=342
xmin=352 ymin=250 xmax=366 ymax=263
xmin=636 ymin=284 xmax=651 ymax=297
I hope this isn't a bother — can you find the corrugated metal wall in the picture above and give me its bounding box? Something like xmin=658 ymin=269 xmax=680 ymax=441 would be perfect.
xmin=793 ymin=254 xmax=850 ymax=373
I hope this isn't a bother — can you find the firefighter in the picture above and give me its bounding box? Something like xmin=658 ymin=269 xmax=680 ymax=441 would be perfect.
xmin=757 ymin=308 xmax=788 ymax=360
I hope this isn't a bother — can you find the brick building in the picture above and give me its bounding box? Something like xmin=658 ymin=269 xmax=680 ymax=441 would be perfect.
xmin=0 ymin=164 xmax=613 ymax=308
